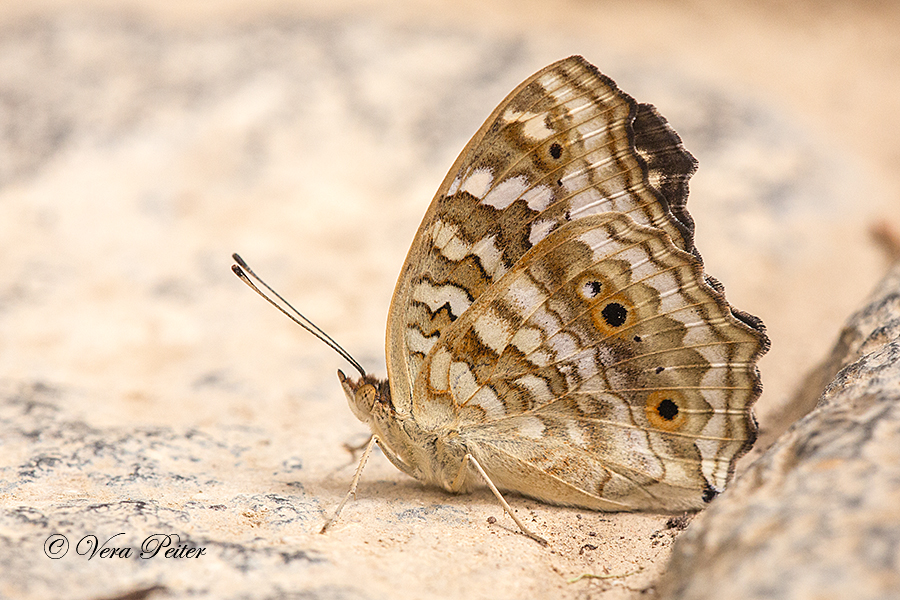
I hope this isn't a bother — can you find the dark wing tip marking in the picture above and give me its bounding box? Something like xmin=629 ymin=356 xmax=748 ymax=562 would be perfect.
xmin=564 ymin=56 xmax=697 ymax=254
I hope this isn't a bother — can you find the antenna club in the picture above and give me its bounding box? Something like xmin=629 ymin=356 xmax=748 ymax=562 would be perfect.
xmin=232 ymin=253 xmax=249 ymax=268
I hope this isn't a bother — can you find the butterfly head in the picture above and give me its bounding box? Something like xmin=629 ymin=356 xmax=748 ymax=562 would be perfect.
xmin=337 ymin=369 xmax=392 ymax=425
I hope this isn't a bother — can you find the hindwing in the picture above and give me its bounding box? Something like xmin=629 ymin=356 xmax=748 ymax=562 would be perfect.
xmin=408 ymin=214 xmax=763 ymax=508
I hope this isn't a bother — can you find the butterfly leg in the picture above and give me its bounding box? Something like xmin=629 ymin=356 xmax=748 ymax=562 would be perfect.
xmin=320 ymin=434 xmax=421 ymax=534
xmin=453 ymin=453 xmax=548 ymax=546
xmin=319 ymin=434 xmax=378 ymax=534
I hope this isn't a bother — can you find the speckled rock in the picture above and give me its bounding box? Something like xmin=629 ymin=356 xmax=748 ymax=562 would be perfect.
xmin=659 ymin=261 xmax=900 ymax=600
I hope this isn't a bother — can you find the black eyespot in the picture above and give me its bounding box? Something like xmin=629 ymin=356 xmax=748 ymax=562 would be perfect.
xmin=588 ymin=280 xmax=602 ymax=296
xmin=633 ymin=335 xmax=642 ymax=343
xmin=656 ymin=398 xmax=679 ymax=421
xmin=655 ymin=366 xmax=664 ymax=374
xmin=549 ymin=142 xmax=563 ymax=159
xmin=702 ymin=484 xmax=720 ymax=503
xmin=601 ymin=302 xmax=627 ymax=327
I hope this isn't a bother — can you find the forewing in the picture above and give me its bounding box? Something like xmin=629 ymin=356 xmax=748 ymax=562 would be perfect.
xmin=386 ymin=56 xmax=699 ymax=411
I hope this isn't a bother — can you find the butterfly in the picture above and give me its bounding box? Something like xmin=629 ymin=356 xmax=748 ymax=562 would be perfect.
xmin=233 ymin=55 xmax=768 ymax=544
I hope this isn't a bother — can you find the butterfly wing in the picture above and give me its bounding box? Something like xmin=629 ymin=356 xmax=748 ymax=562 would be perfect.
xmin=386 ymin=56 xmax=705 ymax=414
xmin=383 ymin=55 xmax=767 ymax=509
xmin=411 ymin=213 xmax=766 ymax=509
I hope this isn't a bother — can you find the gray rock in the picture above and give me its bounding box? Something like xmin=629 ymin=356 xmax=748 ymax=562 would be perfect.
xmin=659 ymin=261 xmax=900 ymax=600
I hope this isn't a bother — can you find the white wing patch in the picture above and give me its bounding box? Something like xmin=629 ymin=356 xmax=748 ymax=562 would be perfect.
xmin=522 ymin=115 xmax=555 ymax=141
xmin=447 ymin=174 xmax=462 ymax=195
xmin=529 ymin=218 xmax=556 ymax=245
xmin=515 ymin=374 xmax=554 ymax=404
xmin=450 ymin=361 xmax=479 ymax=405
xmin=462 ymin=168 xmax=494 ymax=199
xmin=429 ymin=347 xmax=451 ymax=391
xmin=483 ymin=175 xmax=529 ymax=209
xmin=578 ymin=227 xmax=627 ymax=261
xmin=474 ymin=309 xmax=512 ymax=354
xmin=566 ymin=421 xmax=587 ymax=448
xmin=469 ymin=385 xmax=506 ymax=419
xmin=412 ymin=280 xmax=472 ymax=318
xmin=502 ymin=107 xmax=556 ymax=141
xmin=432 ymin=220 xmax=469 ymax=261
xmin=506 ymin=275 xmax=547 ymax=315
xmin=511 ymin=326 xmax=543 ymax=356
xmin=522 ymin=185 xmax=554 ymax=211
xmin=406 ymin=327 xmax=439 ymax=356
xmin=471 ymin=235 xmax=507 ymax=279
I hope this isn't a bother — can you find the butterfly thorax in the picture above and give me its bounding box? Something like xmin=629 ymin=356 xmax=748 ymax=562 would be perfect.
xmin=337 ymin=370 xmax=472 ymax=492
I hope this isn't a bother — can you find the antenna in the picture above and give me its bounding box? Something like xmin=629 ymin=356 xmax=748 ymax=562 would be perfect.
xmin=231 ymin=253 xmax=367 ymax=379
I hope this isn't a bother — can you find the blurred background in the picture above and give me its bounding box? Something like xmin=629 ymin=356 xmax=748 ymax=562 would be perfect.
xmin=3 ymin=0 xmax=898 ymax=431
xmin=1 ymin=1 xmax=898 ymax=598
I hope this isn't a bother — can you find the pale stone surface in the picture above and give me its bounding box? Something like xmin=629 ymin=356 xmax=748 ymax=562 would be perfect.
xmin=659 ymin=261 xmax=900 ymax=600
xmin=1 ymin=3 xmax=899 ymax=599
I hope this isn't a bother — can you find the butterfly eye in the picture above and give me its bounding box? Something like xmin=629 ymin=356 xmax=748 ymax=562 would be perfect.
xmin=356 ymin=384 xmax=378 ymax=413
